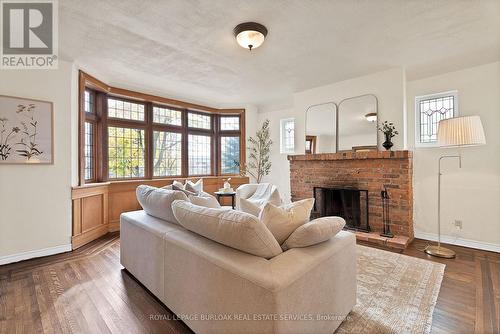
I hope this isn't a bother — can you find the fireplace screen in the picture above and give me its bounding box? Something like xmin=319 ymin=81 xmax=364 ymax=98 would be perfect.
xmin=313 ymin=187 xmax=370 ymax=232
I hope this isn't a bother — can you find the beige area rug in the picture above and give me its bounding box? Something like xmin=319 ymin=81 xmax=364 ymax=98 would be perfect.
xmin=336 ymin=245 xmax=445 ymax=334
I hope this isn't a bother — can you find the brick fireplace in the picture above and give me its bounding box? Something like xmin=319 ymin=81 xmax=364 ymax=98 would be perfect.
xmin=288 ymin=150 xmax=413 ymax=248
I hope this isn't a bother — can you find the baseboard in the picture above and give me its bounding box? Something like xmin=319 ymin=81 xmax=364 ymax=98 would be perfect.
xmin=0 ymin=244 xmax=72 ymax=266
xmin=414 ymin=231 xmax=500 ymax=253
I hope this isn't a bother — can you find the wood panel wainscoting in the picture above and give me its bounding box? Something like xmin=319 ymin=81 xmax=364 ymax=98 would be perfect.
xmin=71 ymin=176 xmax=249 ymax=249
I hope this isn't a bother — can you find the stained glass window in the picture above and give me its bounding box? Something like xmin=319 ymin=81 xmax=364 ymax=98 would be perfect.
xmin=108 ymin=98 xmax=145 ymax=121
xmin=280 ymin=118 xmax=295 ymax=153
xmin=108 ymin=127 xmax=146 ymax=178
xmin=153 ymin=106 xmax=182 ymax=126
xmin=220 ymin=116 xmax=240 ymax=131
xmin=153 ymin=131 xmax=182 ymax=176
xmin=84 ymin=122 xmax=94 ymax=180
xmin=416 ymin=92 xmax=457 ymax=145
xmin=188 ymin=113 xmax=211 ymax=129
xmin=221 ymin=136 xmax=240 ymax=174
xmin=188 ymin=134 xmax=211 ymax=175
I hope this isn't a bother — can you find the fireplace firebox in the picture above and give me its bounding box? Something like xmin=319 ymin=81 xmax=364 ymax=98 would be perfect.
xmin=313 ymin=187 xmax=370 ymax=232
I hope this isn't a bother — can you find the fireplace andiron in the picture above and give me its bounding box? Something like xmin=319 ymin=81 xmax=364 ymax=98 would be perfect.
xmin=380 ymin=186 xmax=394 ymax=238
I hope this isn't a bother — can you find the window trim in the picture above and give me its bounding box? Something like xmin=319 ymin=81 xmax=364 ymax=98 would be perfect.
xmin=415 ymin=90 xmax=458 ymax=148
xmin=78 ymin=71 xmax=245 ymax=185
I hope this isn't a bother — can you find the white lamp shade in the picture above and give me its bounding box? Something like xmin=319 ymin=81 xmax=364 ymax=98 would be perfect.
xmin=438 ymin=115 xmax=486 ymax=147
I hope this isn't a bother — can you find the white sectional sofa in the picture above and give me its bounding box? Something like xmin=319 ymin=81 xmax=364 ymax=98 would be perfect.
xmin=120 ymin=187 xmax=357 ymax=334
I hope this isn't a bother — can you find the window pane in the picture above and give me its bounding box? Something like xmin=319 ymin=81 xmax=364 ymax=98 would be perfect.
xmin=188 ymin=113 xmax=211 ymax=129
xmin=108 ymin=98 xmax=145 ymax=121
xmin=108 ymin=126 xmax=145 ymax=178
xmin=221 ymin=136 xmax=240 ymax=174
xmin=153 ymin=131 xmax=182 ymax=177
xmin=220 ymin=116 xmax=240 ymax=131
xmin=153 ymin=106 xmax=182 ymax=126
xmin=84 ymin=122 xmax=94 ymax=180
xmin=84 ymin=90 xmax=94 ymax=114
xmin=418 ymin=95 xmax=455 ymax=143
xmin=188 ymin=134 xmax=211 ymax=175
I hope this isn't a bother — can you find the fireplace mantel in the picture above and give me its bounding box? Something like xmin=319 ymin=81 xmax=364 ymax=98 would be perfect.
xmin=288 ymin=150 xmax=412 ymax=161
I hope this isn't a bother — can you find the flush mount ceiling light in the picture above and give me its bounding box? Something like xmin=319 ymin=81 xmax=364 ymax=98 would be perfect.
xmin=233 ymin=22 xmax=268 ymax=51
xmin=365 ymin=112 xmax=377 ymax=122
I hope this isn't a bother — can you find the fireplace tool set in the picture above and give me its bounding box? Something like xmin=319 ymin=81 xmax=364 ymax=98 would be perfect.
xmin=380 ymin=186 xmax=394 ymax=238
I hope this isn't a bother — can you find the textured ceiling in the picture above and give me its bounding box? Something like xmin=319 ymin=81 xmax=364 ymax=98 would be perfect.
xmin=59 ymin=0 xmax=500 ymax=109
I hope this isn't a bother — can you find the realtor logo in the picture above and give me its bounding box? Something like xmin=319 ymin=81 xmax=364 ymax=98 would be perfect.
xmin=1 ymin=0 xmax=58 ymax=69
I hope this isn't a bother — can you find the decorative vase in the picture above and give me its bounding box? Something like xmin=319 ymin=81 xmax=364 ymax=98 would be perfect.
xmin=382 ymin=133 xmax=393 ymax=150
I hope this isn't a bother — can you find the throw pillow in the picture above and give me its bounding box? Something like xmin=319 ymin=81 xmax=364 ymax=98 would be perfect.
xmin=189 ymin=193 xmax=221 ymax=209
xmin=172 ymin=180 xmax=184 ymax=189
xmin=172 ymin=183 xmax=197 ymax=197
xmin=136 ymin=185 xmax=188 ymax=224
xmin=259 ymin=198 xmax=315 ymax=245
xmin=185 ymin=179 xmax=203 ymax=193
xmin=282 ymin=216 xmax=345 ymax=250
xmin=239 ymin=198 xmax=262 ymax=217
xmin=171 ymin=200 xmax=282 ymax=259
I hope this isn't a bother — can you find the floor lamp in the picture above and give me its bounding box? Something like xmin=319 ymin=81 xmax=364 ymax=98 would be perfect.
xmin=424 ymin=116 xmax=486 ymax=259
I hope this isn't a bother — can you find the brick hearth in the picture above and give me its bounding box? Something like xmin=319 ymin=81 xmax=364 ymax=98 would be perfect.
xmin=288 ymin=150 xmax=413 ymax=242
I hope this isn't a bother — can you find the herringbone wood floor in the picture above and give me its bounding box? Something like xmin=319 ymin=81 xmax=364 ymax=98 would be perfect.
xmin=0 ymin=233 xmax=498 ymax=334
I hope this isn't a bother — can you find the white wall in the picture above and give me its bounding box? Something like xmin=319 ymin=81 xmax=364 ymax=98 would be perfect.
xmin=259 ymin=68 xmax=406 ymax=202
xmin=0 ymin=61 xmax=76 ymax=263
xmin=407 ymin=62 xmax=500 ymax=249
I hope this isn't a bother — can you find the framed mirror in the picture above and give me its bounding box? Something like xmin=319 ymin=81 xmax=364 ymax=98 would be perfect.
xmin=337 ymin=94 xmax=378 ymax=151
xmin=305 ymin=102 xmax=337 ymax=154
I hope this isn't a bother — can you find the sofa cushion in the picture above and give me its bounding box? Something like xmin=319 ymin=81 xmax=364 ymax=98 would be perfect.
xmin=259 ymin=198 xmax=315 ymax=245
xmin=136 ymin=185 xmax=188 ymax=224
xmin=282 ymin=217 xmax=346 ymax=250
xmin=189 ymin=193 xmax=221 ymax=209
xmin=172 ymin=200 xmax=282 ymax=259
xmin=239 ymin=198 xmax=262 ymax=217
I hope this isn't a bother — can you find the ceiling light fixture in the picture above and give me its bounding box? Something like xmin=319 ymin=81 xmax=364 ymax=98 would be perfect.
xmin=233 ymin=22 xmax=268 ymax=51
xmin=365 ymin=112 xmax=377 ymax=122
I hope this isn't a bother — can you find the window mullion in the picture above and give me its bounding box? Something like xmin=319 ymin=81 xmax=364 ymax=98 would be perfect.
xmin=181 ymin=109 xmax=189 ymax=177
xmin=214 ymin=114 xmax=220 ymax=176
xmin=145 ymin=102 xmax=153 ymax=179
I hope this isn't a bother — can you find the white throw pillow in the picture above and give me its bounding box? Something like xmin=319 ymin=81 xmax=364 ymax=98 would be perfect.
xmin=136 ymin=185 xmax=188 ymax=224
xmin=259 ymin=198 xmax=315 ymax=245
xmin=172 ymin=200 xmax=282 ymax=259
xmin=239 ymin=198 xmax=262 ymax=217
xmin=282 ymin=217 xmax=345 ymax=251
xmin=189 ymin=193 xmax=221 ymax=209
xmin=172 ymin=183 xmax=197 ymax=196
xmin=186 ymin=179 xmax=203 ymax=193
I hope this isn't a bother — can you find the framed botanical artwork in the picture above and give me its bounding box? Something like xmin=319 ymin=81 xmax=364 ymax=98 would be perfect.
xmin=0 ymin=95 xmax=54 ymax=164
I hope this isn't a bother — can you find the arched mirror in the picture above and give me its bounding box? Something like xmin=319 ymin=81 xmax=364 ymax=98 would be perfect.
xmin=305 ymin=102 xmax=337 ymax=154
xmin=337 ymin=94 xmax=378 ymax=151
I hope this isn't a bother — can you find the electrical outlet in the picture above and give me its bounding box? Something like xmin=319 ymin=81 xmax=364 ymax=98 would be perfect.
xmin=454 ymin=220 xmax=463 ymax=230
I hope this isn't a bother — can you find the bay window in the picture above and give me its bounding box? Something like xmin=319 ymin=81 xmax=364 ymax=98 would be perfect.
xmin=78 ymin=71 xmax=245 ymax=185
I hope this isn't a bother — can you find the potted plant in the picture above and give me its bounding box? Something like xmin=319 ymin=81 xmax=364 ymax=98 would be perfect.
xmin=378 ymin=121 xmax=398 ymax=150
xmin=239 ymin=119 xmax=272 ymax=183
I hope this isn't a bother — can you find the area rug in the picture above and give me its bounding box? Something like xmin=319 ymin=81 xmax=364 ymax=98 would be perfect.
xmin=336 ymin=245 xmax=445 ymax=334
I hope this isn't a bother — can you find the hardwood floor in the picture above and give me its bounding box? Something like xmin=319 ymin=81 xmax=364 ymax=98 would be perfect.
xmin=0 ymin=234 xmax=498 ymax=334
